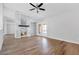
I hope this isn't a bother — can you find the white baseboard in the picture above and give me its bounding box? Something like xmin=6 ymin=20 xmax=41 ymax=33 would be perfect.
xmin=37 ymin=34 xmax=79 ymax=45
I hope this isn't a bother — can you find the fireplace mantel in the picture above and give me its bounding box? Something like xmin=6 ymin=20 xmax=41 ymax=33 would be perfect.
xmin=19 ymin=25 xmax=29 ymax=27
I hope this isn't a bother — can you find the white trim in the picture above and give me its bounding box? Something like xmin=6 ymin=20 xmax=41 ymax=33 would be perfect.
xmin=37 ymin=34 xmax=79 ymax=45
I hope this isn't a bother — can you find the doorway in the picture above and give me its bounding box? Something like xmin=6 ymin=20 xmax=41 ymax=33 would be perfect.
xmin=38 ymin=24 xmax=47 ymax=36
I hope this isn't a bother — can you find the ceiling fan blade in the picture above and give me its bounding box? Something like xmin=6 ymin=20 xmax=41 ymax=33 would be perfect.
xmin=29 ymin=8 xmax=35 ymax=11
xmin=29 ymin=3 xmax=36 ymax=8
xmin=39 ymin=8 xmax=45 ymax=11
xmin=38 ymin=3 xmax=43 ymax=7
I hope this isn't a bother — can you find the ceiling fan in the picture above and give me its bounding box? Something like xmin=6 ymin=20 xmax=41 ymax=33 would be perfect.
xmin=29 ymin=3 xmax=45 ymax=13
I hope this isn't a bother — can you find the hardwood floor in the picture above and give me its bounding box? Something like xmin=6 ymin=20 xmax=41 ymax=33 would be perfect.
xmin=0 ymin=34 xmax=79 ymax=55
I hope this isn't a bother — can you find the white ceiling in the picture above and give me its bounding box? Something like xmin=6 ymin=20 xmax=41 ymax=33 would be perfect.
xmin=4 ymin=3 xmax=79 ymax=20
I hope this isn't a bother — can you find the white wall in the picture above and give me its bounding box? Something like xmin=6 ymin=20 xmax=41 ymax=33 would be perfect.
xmin=37 ymin=4 xmax=79 ymax=44
xmin=47 ymin=11 xmax=79 ymax=43
xmin=31 ymin=22 xmax=37 ymax=35
xmin=0 ymin=4 xmax=3 ymax=30
xmin=3 ymin=7 xmax=16 ymax=35
xmin=0 ymin=3 xmax=3 ymax=50
xmin=6 ymin=23 xmax=15 ymax=34
xmin=4 ymin=7 xmax=16 ymax=20
xmin=3 ymin=17 xmax=16 ymax=34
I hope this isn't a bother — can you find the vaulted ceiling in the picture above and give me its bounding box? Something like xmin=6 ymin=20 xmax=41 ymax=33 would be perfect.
xmin=4 ymin=3 xmax=79 ymax=20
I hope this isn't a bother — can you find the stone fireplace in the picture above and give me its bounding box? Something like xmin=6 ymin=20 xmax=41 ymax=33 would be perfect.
xmin=19 ymin=25 xmax=29 ymax=37
xmin=15 ymin=12 xmax=31 ymax=38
